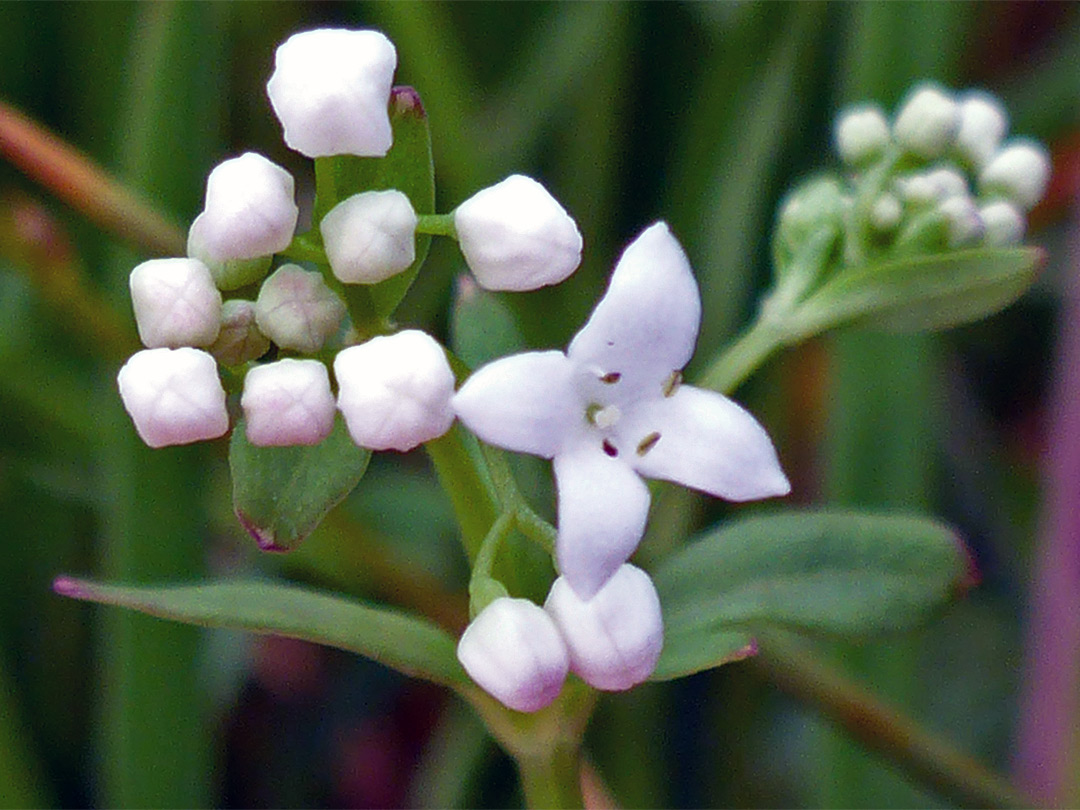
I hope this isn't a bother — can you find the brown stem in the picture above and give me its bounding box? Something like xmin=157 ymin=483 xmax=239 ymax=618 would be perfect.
xmin=752 ymin=636 xmax=1037 ymax=809
xmin=0 ymin=100 xmax=184 ymax=255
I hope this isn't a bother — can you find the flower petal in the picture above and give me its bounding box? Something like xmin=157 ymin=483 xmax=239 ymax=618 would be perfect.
xmin=452 ymin=351 xmax=581 ymax=458
xmin=621 ymin=385 xmax=790 ymax=501
xmin=554 ymin=446 xmax=651 ymax=599
xmin=567 ymin=222 xmax=700 ymax=394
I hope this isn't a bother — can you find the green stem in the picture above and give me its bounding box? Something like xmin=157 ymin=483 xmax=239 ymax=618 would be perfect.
xmin=698 ymin=316 xmax=786 ymax=395
xmin=518 ymin=743 xmax=586 ymax=810
xmin=278 ymin=234 xmax=326 ymax=265
xmin=425 ymin=425 xmax=501 ymax=563
xmin=417 ymin=212 xmax=457 ymax=238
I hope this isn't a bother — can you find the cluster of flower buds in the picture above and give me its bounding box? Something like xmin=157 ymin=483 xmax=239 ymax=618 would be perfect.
xmin=457 ymin=564 xmax=664 ymax=712
xmin=115 ymin=27 xmax=790 ymax=715
xmin=794 ymin=83 xmax=1052 ymax=258
xmin=117 ymin=28 xmax=584 ymax=454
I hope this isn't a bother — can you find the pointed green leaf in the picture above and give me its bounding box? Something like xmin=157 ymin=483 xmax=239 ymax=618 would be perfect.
xmin=54 ymin=577 xmax=468 ymax=688
xmin=652 ymin=510 xmax=972 ymax=679
xmin=230 ymin=415 xmax=371 ymax=552
xmin=792 ymin=246 xmax=1042 ymax=337
xmin=312 ymin=86 xmax=435 ymax=320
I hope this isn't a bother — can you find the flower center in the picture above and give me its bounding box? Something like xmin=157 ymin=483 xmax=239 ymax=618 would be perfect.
xmin=586 ymin=403 xmax=621 ymax=429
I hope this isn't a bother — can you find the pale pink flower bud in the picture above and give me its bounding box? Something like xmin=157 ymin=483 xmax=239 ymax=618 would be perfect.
xmin=979 ymin=200 xmax=1026 ymax=246
xmin=456 ymin=597 xmax=569 ymax=713
xmin=320 ymin=190 xmax=417 ymax=284
xmin=545 ymin=564 xmax=663 ymax=691
xmin=893 ymin=85 xmax=960 ymax=159
xmin=939 ymin=195 xmax=984 ymax=247
xmin=254 ymin=264 xmax=346 ymax=353
xmin=209 ymin=300 xmax=271 ymax=367
xmin=241 ymin=359 xmax=335 ymax=446
xmin=834 ymin=105 xmax=890 ymax=165
xmin=129 ymin=257 xmax=222 ymax=348
xmin=979 ymin=140 xmax=1052 ymax=211
xmin=955 ymin=92 xmax=1008 ymax=169
xmin=117 ymin=348 xmax=228 ymax=448
xmin=334 ymin=330 xmax=454 ymax=451
xmin=187 ymin=152 xmax=299 ymax=290
xmin=454 ymin=175 xmax=583 ymax=292
xmin=266 ymin=29 xmax=396 ymax=158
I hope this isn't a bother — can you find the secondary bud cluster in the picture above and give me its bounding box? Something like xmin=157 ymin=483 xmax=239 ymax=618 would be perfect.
xmin=813 ymin=84 xmax=1051 ymax=258
xmin=456 ymin=564 xmax=664 ymax=712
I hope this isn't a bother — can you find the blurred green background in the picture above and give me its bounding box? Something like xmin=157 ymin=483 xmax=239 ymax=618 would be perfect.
xmin=1 ymin=2 xmax=1078 ymax=807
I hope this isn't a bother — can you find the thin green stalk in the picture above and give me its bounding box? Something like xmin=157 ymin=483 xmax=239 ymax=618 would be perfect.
xmin=416 ymin=213 xmax=457 ymax=238
xmin=699 ymin=316 xmax=787 ymax=395
xmin=518 ymin=742 xmax=586 ymax=810
xmin=425 ymin=425 xmax=501 ymax=563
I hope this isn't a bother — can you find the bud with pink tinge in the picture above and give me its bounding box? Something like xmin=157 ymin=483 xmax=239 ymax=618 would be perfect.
xmin=187 ymin=152 xmax=299 ymax=290
xmin=545 ymin=564 xmax=663 ymax=691
xmin=117 ymin=348 xmax=228 ymax=448
xmin=456 ymin=597 xmax=569 ymax=713
xmin=241 ymin=359 xmax=336 ymax=447
xmin=454 ymin=175 xmax=583 ymax=292
xmin=979 ymin=141 xmax=1052 ymax=212
xmin=254 ymin=264 xmax=346 ymax=353
xmin=320 ymin=190 xmax=417 ymax=284
xmin=129 ymin=258 xmax=222 ymax=348
xmin=266 ymin=29 xmax=396 ymax=158
xmin=334 ymin=330 xmax=455 ymax=452
xmin=209 ymin=300 xmax=271 ymax=367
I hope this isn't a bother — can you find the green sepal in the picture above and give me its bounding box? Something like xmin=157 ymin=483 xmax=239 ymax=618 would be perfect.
xmin=790 ymin=246 xmax=1042 ymax=337
xmin=53 ymin=576 xmax=467 ymax=689
xmin=311 ymin=86 xmax=435 ymax=323
xmin=651 ymin=510 xmax=972 ymax=680
xmin=229 ymin=415 xmax=371 ymax=552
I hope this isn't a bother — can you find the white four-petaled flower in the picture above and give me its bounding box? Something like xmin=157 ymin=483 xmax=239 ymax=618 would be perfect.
xmin=453 ymin=222 xmax=790 ymax=598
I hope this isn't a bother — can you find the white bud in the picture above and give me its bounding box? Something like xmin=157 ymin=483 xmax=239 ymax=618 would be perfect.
xmin=979 ymin=140 xmax=1052 ymax=211
xmin=334 ymin=330 xmax=455 ymax=452
xmin=869 ymin=193 xmax=902 ymax=231
xmin=209 ymin=300 xmax=271 ymax=366
xmin=955 ymin=92 xmax=1008 ymax=169
xmin=979 ymin=200 xmax=1026 ymax=246
xmin=454 ymin=175 xmax=583 ymax=292
xmin=117 ymin=348 xmax=228 ymax=448
xmin=254 ymin=264 xmax=346 ymax=353
xmin=129 ymin=258 xmax=222 ymax=348
xmin=834 ymin=105 xmax=890 ymax=165
xmin=544 ymin=564 xmax=663 ymax=691
xmin=266 ymin=29 xmax=396 ymax=158
xmin=241 ymin=359 xmax=335 ymax=446
xmin=939 ymin=195 xmax=984 ymax=247
xmin=320 ymin=190 xmax=417 ymax=284
xmin=893 ymin=85 xmax=960 ymax=159
xmin=187 ymin=152 xmax=299 ymax=290
xmin=456 ymin=597 xmax=569 ymax=713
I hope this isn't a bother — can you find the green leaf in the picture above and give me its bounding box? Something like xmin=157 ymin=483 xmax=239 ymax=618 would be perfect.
xmin=54 ymin=577 xmax=468 ymax=689
xmin=312 ymin=86 xmax=436 ymax=320
xmin=651 ymin=510 xmax=971 ymax=680
xmin=450 ymin=281 xmax=524 ymax=369
xmin=792 ymin=247 xmax=1042 ymax=337
xmin=230 ymin=415 xmax=371 ymax=552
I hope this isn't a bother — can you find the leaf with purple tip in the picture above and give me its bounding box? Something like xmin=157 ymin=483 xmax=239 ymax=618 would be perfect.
xmin=230 ymin=415 xmax=370 ymax=552
xmin=53 ymin=576 xmax=467 ymax=688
